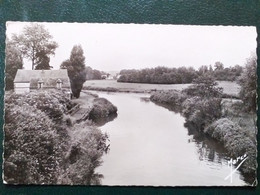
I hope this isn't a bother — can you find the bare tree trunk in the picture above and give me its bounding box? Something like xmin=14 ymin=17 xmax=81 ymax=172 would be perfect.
xmin=32 ymin=47 xmax=35 ymax=70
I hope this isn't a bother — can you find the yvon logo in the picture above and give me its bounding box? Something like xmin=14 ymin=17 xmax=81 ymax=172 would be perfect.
xmin=224 ymin=154 xmax=248 ymax=183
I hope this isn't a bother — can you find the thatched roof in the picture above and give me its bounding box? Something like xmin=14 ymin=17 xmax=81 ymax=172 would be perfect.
xmin=14 ymin=69 xmax=71 ymax=89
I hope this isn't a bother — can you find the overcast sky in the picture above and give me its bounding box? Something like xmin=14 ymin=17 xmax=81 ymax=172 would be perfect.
xmin=6 ymin=22 xmax=257 ymax=71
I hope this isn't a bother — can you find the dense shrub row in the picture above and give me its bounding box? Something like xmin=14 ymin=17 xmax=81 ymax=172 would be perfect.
xmin=4 ymin=94 xmax=68 ymax=184
xmin=204 ymin=118 xmax=256 ymax=174
xmin=150 ymin=90 xmax=183 ymax=105
xmin=5 ymin=90 xmax=73 ymax=122
xmin=4 ymin=90 xmax=109 ymax=185
xmin=151 ymin=91 xmax=222 ymax=131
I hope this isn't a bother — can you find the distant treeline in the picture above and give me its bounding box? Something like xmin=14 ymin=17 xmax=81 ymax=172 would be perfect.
xmin=118 ymin=62 xmax=243 ymax=84
xmin=85 ymin=66 xmax=103 ymax=80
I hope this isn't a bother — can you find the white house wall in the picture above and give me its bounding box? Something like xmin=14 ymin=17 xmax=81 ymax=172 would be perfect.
xmin=14 ymin=83 xmax=30 ymax=94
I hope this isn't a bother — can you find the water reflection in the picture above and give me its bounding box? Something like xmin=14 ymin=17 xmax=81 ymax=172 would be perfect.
xmin=184 ymin=118 xmax=252 ymax=185
xmin=153 ymin=102 xmax=230 ymax=165
xmin=140 ymin=97 xmax=150 ymax=103
xmin=92 ymin=113 xmax=118 ymax=127
xmin=186 ymin=123 xmax=228 ymax=163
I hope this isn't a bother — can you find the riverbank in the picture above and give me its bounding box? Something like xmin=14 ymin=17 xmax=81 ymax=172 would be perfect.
xmin=70 ymin=91 xmax=117 ymax=124
xmin=150 ymin=89 xmax=257 ymax=179
xmin=4 ymin=90 xmax=117 ymax=185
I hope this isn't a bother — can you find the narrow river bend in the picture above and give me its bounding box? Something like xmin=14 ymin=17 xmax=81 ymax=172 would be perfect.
xmin=94 ymin=92 xmax=246 ymax=186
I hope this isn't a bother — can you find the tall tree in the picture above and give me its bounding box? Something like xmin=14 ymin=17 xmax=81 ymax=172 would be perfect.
xmin=238 ymin=55 xmax=257 ymax=112
xmin=11 ymin=23 xmax=58 ymax=70
xmin=214 ymin=61 xmax=224 ymax=70
xmin=5 ymin=40 xmax=23 ymax=90
xmin=184 ymin=74 xmax=223 ymax=98
xmin=60 ymin=45 xmax=86 ymax=98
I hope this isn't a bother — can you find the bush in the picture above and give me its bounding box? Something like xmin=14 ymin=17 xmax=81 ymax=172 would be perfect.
xmin=58 ymin=122 xmax=109 ymax=185
xmin=150 ymin=90 xmax=186 ymax=112
xmin=4 ymin=90 xmax=112 ymax=185
xmin=5 ymin=90 xmax=71 ymax=122
xmin=89 ymin=98 xmax=117 ymax=120
xmin=204 ymin=118 xmax=256 ymax=174
xmin=183 ymin=74 xmax=223 ymax=98
xmin=182 ymin=97 xmax=222 ymax=130
xmin=150 ymin=90 xmax=185 ymax=105
xmin=4 ymin=104 xmax=64 ymax=184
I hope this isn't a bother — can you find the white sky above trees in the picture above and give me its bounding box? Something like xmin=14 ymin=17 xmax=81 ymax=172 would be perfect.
xmin=6 ymin=22 xmax=257 ymax=71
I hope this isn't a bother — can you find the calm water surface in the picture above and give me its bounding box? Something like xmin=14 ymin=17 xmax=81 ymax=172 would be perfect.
xmin=94 ymin=92 xmax=246 ymax=186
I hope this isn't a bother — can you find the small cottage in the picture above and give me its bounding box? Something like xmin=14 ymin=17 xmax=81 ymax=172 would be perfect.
xmin=13 ymin=69 xmax=71 ymax=94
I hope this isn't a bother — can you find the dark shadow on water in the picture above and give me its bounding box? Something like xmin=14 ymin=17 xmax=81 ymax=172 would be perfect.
xmin=185 ymin=122 xmax=229 ymax=163
xmin=93 ymin=113 xmax=118 ymax=127
xmin=140 ymin=97 xmax=151 ymax=103
xmin=150 ymin=101 xmax=181 ymax=113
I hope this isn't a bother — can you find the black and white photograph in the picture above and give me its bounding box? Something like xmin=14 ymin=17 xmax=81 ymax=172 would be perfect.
xmin=3 ymin=22 xmax=257 ymax=186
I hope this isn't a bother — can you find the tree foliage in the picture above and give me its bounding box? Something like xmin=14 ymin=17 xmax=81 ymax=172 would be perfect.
xmin=4 ymin=90 xmax=72 ymax=184
xmin=5 ymin=40 xmax=23 ymax=90
xmin=182 ymin=97 xmax=222 ymax=130
xmin=213 ymin=62 xmax=243 ymax=81
xmin=60 ymin=45 xmax=87 ymax=98
xmin=214 ymin=61 xmax=224 ymax=70
xmin=238 ymin=55 xmax=257 ymax=112
xmin=118 ymin=63 xmax=243 ymax=84
xmin=11 ymin=23 xmax=58 ymax=70
xmin=35 ymin=50 xmax=52 ymax=70
xmin=118 ymin=66 xmax=198 ymax=84
xmin=83 ymin=66 xmax=102 ymax=80
xmin=183 ymin=74 xmax=223 ymax=98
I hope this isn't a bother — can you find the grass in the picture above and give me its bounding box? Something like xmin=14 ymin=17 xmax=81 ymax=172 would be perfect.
xmin=83 ymin=80 xmax=240 ymax=96
xmin=83 ymin=80 xmax=192 ymax=93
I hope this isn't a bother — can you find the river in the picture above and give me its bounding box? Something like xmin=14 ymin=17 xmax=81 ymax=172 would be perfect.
xmin=93 ymin=92 xmax=247 ymax=186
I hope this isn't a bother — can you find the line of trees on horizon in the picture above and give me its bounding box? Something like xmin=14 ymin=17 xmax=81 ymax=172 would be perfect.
xmin=118 ymin=62 xmax=244 ymax=84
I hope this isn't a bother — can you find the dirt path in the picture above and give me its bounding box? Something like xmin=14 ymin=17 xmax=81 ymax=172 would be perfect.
xmin=70 ymin=91 xmax=96 ymax=122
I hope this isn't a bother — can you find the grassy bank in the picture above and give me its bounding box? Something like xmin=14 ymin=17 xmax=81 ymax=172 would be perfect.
xmin=88 ymin=98 xmax=117 ymax=121
xmin=4 ymin=90 xmax=115 ymax=185
xmin=83 ymin=80 xmax=240 ymax=96
xmin=70 ymin=91 xmax=118 ymax=124
xmin=150 ymin=89 xmax=257 ymax=177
